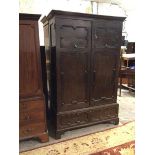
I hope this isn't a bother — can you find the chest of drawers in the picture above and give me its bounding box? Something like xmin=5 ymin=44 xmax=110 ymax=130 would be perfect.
xmin=19 ymin=13 xmax=48 ymax=142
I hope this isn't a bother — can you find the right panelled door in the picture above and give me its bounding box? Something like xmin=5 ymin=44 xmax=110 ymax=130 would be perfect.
xmin=90 ymin=19 xmax=122 ymax=106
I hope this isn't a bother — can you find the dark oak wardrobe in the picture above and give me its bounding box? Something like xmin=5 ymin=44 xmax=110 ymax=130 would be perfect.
xmin=41 ymin=10 xmax=125 ymax=139
xmin=19 ymin=13 xmax=48 ymax=142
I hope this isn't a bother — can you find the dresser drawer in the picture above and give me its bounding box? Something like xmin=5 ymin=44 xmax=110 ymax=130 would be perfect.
xmin=89 ymin=104 xmax=118 ymax=122
xmin=19 ymin=99 xmax=44 ymax=111
xmin=57 ymin=111 xmax=89 ymax=129
xmin=20 ymin=122 xmax=45 ymax=138
xmin=20 ymin=110 xmax=45 ymax=126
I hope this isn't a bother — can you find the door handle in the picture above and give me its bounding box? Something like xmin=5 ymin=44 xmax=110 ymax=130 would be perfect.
xmin=93 ymin=70 xmax=96 ymax=84
xmin=95 ymin=34 xmax=98 ymax=39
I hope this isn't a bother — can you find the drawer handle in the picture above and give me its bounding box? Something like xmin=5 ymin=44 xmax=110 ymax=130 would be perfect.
xmin=23 ymin=128 xmax=33 ymax=134
xmin=76 ymin=120 xmax=81 ymax=123
xmin=24 ymin=115 xmax=31 ymax=120
xmin=72 ymin=100 xmax=78 ymax=104
xmin=95 ymin=34 xmax=98 ymax=39
xmin=26 ymin=128 xmax=33 ymax=132
xmin=21 ymin=103 xmax=27 ymax=109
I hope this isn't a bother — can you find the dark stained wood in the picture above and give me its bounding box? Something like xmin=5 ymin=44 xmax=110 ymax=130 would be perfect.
xmin=19 ymin=13 xmax=41 ymax=20
xmin=40 ymin=46 xmax=49 ymax=120
xmin=90 ymin=49 xmax=119 ymax=105
xmin=19 ymin=13 xmax=48 ymax=142
xmin=46 ymin=10 xmax=126 ymax=21
xmin=41 ymin=10 xmax=125 ymax=139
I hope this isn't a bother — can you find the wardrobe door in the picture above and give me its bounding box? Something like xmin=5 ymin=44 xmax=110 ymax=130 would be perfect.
xmin=90 ymin=20 xmax=122 ymax=105
xmin=55 ymin=18 xmax=91 ymax=112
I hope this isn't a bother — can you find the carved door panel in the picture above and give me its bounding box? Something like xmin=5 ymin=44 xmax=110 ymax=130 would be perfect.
xmin=57 ymin=52 xmax=89 ymax=111
xmin=19 ymin=21 xmax=42 ymax=98
xmin=56 ymin=18 xmax=91 ymax=111
xmin=90 ymin=50 xmax=119 ymax=105
xmin=56 ymin=17 xmax=91 ymax=50
xmin=92 ymin=20 xmax=122 ymax=49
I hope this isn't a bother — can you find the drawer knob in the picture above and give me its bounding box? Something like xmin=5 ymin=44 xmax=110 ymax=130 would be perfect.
xmin=76 ymin=120 xmax=81 ymax=123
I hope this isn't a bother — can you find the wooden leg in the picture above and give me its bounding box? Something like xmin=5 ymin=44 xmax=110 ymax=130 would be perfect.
xmin=55 ymin=132 xmax=62 ymax=139
xmin=38 ymin=133 xmax=49 ymax=143
xmin=111 ymin=118 xmax=119 ymax=125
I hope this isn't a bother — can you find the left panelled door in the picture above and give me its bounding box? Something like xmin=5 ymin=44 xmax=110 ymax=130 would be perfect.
xmin=55 ymin=17 xmax=91 ymax=112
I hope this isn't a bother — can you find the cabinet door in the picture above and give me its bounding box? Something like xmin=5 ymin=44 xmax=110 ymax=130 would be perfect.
xmin=19 ymin=20 xmax=42 ymax=98
xmin=90 ymin=20 xmax=122 ymax=105
xmin=90 ymin=50 xmax=119 ymax=105
xmin=56 ymin=18 xmax=91 ymax=111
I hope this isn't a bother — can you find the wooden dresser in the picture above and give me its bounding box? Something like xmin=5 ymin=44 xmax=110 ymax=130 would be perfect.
xmin=19 ymin=13 xmax=48 ymax=142
xmin=41 ymin=10 xmax=125 ymax=139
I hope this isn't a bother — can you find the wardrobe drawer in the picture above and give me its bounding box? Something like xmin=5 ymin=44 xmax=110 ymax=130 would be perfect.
xmin=20 ymin=110 xmax=45 ymax=126
xmin=57 ymin=111 xmax=89 ymax=129
xmin=19 ymin=99 xmax=44 ymax=111
xmin=20 ymin=122 xmax=45 ymax=138
xmin=89 ymin=104 xmax=118 ymax=122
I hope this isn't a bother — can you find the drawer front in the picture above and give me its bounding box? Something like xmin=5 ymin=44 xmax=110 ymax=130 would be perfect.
xmin=19 ymin=99 xmax=44 ymax=111
xmin=57 ymin=111 xmax=89 ymax=129
xmin=20 ymin=122 xmax=45 ymax=138
xmin=56 ymin=18 xmax=91 ymax=50
xmin=20 ymin=110 xmax=45 ymax=126
xmin=89 ymin=104 xmax=118 ymax=122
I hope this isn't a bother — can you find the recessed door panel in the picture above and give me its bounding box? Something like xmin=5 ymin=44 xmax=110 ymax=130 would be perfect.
xmin=58 ymin=52 xmax=89 ymax=111
xmin=56 ymin=18 xmax=91 ymax=50
xmin=93 ymin=20 xmax=122 ymax=49
xmin=19 ymin=22 xmax=42 ymax=98
xmin=90 ymin=50 xmax=119 ymax=105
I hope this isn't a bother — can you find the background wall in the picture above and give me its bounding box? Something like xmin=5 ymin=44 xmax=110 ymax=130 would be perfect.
xmin=19 ymin=0 xmax=135 ymax=45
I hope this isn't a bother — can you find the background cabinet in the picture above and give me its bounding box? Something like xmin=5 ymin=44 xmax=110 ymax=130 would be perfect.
xmin=19 ymin=13 xmax=48 ymax=142
xmin=42 ymin=10 xmax=125 ymax=139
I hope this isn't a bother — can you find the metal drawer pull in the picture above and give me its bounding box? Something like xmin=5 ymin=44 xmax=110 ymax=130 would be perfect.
xmin=23 ymin=128 xmax=33 ymax=134
xmin=76 ymin=120 xmax=81 ymax=123
xmin=72 ymin=100 xmax=78 ymax=104
xmin=24 ymin=115 xmax=31 ymax=120
xmin=21 ymin=103 xmax=27 ymax=109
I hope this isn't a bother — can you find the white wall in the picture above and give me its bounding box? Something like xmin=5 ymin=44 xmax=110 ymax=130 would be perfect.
xmin=19 ymin=0 xmax=91 ymax=45
xmin=19 ymin=0 xmax=135 ymax=45
xmin=97 ymin=2 xmax=135 ymax=42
